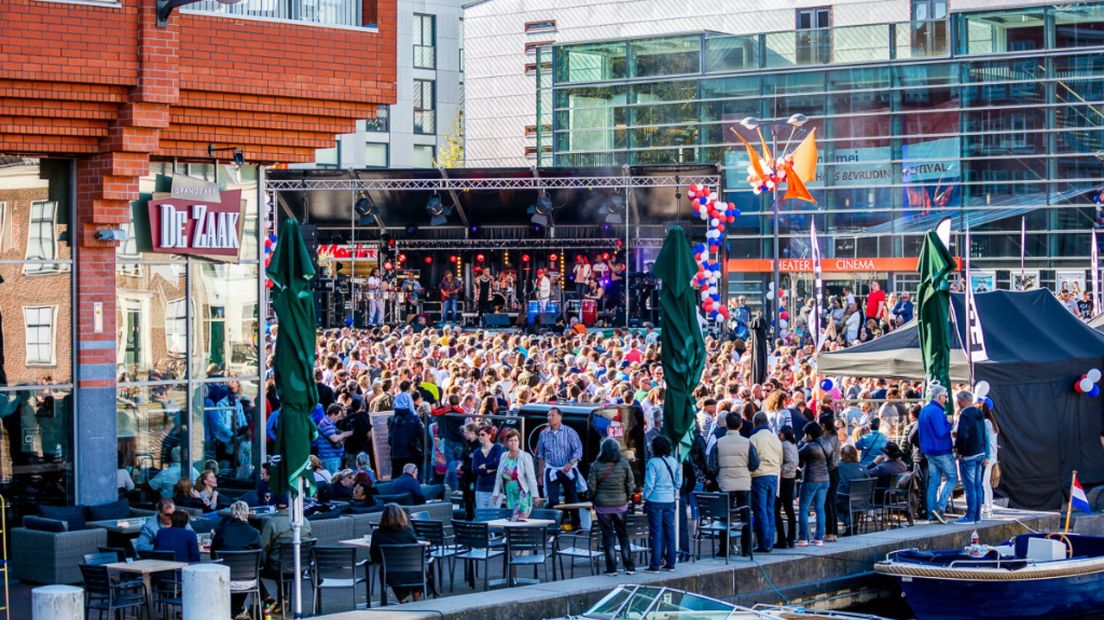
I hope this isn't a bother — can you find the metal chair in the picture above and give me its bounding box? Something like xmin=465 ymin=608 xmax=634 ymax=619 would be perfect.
xmin=313 ymin=545 xmax=367 ymax=613
xmin=624 ymin=512 xmax=651 ymax=566
xmin=378 ymin=543 xmax=429 ymax=605
xmin=504 ymin=526 xmax=549 ymax=586
xmin=529 ymin=508 xmax=564 ymax=579
xmin=96 ymin=546 xmax=128 ymax=562
xmin=844 ymin=477 xmax=878 ymax=534
xmin=694 ymin=492 xmax=751 ymax=563
xmin=82 ymin=552 xmax=121 ymax=566
xmin=555 ymin=526 xmax=603 ymax=578
xmin=79 ymin=562 xmax=148 ymax=620
xmin=881 ymin=472 xmax=916 ymax=528
xmin=137 ymin=549 xmax=176 ymax=561
xmin=210 ymin=549 xmax=263 ymax=620
xmin=277 ymin=539 xmax=317 ymax=616
xmin=473 ymin=508 xmax=512 ymax=522
xmin=412 ymin=519 xmax=460 ymax=592
xmin=452 ymin=520 xmax=504 ymax=592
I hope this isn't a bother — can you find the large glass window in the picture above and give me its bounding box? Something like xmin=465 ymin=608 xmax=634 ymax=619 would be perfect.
xmin=413 ymin=13 xmax=436 ymax=69
xmin=0 ymin=158 xmax=74 ymax=504
xmin=555 ymin=42 xmax=629 ymax=84
xmin=959 ymin=7 xmax=1045 ymax=55
xmin=413 ymin=144 xmax=436 ymax=168
xmin=630 ymin=36 xmax=701 ymax=78
xmin=365 ymin=143 xmax=389 ymax=168
xmin=796 ymin=7 xmax=831 ymax=65
xmin=414 ymin=79 xmax=436 ymax=135
xmin=116 ymin=163 xmax=262 ymax=491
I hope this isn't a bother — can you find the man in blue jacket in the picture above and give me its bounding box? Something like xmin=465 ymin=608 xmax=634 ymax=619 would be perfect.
xmin=918 ymin=385 xmax=956 ymax=523
xmin=954 ymin=391 xmax=988 ymax=524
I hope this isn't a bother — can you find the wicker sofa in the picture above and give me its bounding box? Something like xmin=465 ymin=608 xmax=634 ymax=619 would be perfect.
xmin=11 ymin=520 xmax=107 ymax=584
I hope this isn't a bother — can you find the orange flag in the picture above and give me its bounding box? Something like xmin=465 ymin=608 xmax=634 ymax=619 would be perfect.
xmin=733 ymin=130 xmax=766 ymax=182
xmin=790 ymin=128 xmax=818 ymax=183
xmin=784 ymin=162 xmax=816 ymax=203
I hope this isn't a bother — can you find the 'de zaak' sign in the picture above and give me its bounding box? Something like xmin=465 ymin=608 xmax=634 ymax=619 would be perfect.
xmin=147 ymin=186 xmax=244 ymax=260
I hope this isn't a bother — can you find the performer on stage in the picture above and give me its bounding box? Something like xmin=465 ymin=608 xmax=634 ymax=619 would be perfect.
xmin=608 ymin=257 xmax=625 ymax=313
xmin=537 ymin=269 xmax=552 ymax=312
xmin=401 ymin=276 xmax=422 ymax=320
xmin=440 ymin=271 xmax=461 ymax=325
xmin=476 ymin=267 xmax=494 ymax=323
xmin=366 ymin=268 xmax=383 ymax=325
xmin=572 ymin=256 xmax=591 ymax=300
xmin=498 ymin=271 xmax=517 ymax=311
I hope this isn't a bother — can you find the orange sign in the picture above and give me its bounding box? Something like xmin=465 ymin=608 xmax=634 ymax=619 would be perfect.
xmin=726 ymin=257 xmax=962 ymax=273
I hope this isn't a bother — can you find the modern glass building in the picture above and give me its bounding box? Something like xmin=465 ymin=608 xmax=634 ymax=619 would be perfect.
xmin=539 ymin=2 xmax=1104 ymax=299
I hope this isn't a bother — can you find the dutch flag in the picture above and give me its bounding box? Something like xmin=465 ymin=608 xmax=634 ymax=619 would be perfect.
xmin=1072 ymin=473 xmax=1092 ymax=514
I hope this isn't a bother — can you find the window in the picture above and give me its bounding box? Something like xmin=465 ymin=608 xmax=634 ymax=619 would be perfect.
xmin=165 ymin=298 xmax=187 ymax=355
xmin=459 ymin=18 xmax=465 ymax=72
xmin=525 ymin=124 xmax=553 ymax=137
xmin=315 ymin=145 xmax=339 ymax=168
xmin=910 ymin=0 xmax=948 ymax=57
xmin=524 ymin=145 xmax=553 ymax=158
xmin=525 ymin=19 xmax=556 ymax=33
xmin=525 ymin=62 xmax=552 ymax=76
xmin=413 ymin=79 xmax=436 ymax=135
xmin=413 ymin=145 xmax=435 ymax=168
xmin=525 ymin=40 xmax=554 ymax=54
xmin=796 ymin=7 xmax=831 ymax=64
xmin=24 ymin=305 xmax=56 ymax=366
xmin=365 ymin=143 xmax=388 ymax=168
xmin=0 ymin=202 xmax=9 ymax=251
xmin=363 ymin=106 xmax=389 ymax=133
xmin=24 ymin=200 xmax=58 ymax=274
xmin=413 ymin=14 xmax=436 ymax=69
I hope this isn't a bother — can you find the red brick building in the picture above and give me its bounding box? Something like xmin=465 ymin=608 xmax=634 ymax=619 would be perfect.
xmin=0 ymin=0 xmax=396 ymax=504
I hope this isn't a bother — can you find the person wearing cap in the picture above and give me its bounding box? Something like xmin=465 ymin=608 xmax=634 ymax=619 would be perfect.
xmin=918 ymin=384 xmax=956 ymax=523
xmin=865 ymin=441 xmax=908 ymax=503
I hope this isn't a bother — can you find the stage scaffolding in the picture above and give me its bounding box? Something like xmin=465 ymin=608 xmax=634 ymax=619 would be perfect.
xmin=264 ymin=169 xmax=723 ymax=327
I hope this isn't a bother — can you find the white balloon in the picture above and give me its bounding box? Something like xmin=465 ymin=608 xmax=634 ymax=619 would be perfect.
xmin=766 ymin=290 xmax=774 ymax=300
xmin=1088 ymin=369 xmax=1101 ymax=383
xmin=709 ymin=192 xmax=718 ymax=201
xmin=1081 ymin=377 xmax=1094 ymax=393
xmin=699 ymin=211 xmax=709 ymax=220
xmin=974 ymin=381 xmax=990 ymax=400
xmin=710 ymin=218 xmax=720 ymax=227
xmin=701 ymin=290 xmax=711 ymax=301
xmin=706 ymin=230 xmax=720 ymax=239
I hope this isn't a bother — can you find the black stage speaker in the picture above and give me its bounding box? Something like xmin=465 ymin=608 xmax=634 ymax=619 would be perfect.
xmin=483 ymin=313 xmax=512 ymax=328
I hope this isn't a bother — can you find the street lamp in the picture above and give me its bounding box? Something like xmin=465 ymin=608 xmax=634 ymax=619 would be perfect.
xmin=158 ymin=0 xmax=242 ymax=26
xmin=741 ymin=114 xmax=810 ymax=339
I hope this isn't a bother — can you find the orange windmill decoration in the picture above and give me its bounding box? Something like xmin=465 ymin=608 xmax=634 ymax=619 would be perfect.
xmin=731 ymin=115 xmax=819 ymax=204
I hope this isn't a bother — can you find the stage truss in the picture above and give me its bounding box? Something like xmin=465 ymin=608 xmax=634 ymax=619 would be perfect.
xmin=265 ymin=174 xmax=721 ymax=192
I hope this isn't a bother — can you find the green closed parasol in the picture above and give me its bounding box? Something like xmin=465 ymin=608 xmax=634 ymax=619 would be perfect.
xmin=917 ymin=228 xmax=955 ymax=414
xmin=653 ymin=226 xmax=706 ymax=460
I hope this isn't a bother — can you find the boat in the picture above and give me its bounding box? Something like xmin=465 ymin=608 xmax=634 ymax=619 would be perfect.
xmin=875 ymin=532 xmax=1104 ymax=619
xmin=571 ymin=584 xmax=888 ymax=620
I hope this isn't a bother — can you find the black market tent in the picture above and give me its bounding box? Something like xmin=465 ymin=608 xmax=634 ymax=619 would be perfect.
xmin=818 ymin=289 xmax=1104 ymax=510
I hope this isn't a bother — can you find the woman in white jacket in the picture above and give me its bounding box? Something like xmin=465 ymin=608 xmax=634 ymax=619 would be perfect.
xmin=981 ymin=401 xmax=1000 ymax=517
xmin=491 ymin=428 xmax=540 ymax=517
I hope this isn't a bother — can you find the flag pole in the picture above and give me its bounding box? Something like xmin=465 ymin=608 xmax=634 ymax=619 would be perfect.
xmin=1065 ymin=470 xmax=1077 ymax=534
xmin=293 ymin=475 xmax=304 ymax=618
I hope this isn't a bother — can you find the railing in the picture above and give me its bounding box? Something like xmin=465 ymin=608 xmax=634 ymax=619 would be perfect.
xmin=184 ymin=0 xmax=364 ymax=28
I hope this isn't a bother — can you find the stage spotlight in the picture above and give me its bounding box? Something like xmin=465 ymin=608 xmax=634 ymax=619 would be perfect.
xmin=399 ymin=253 xmax=407 ymax=263
xmin=383 ymin=260 xmax=394 ymax=271
xmin=469 ymin=225 xmax=481 ymax=237
xmin=602 ymin=252 xmax=610 ymax=260
xmin=449 ymin=255 xmax=458 ymax=263
xmin=549 ymin=253 xmax=558 ymax=263
xmin=599 ymin=194 xmax=624 ymax=225
xmin=354 ymin=192 xmax=376 ymax=217
xmin=476 ymin=253 xmax=485 ymax=263
xmin=530 ymin=223 xmax=545 ymax=237
xmin=521 ymin=254 xmax=531 ymax=263
xmin=424 ymin=256 xmax=433 ymax=264
xmin=426 ymin=193 xmax=453 ymax=226
xmin=405 ymin=224 xmax=419 ymax=237
xmin=528 ymin=190 xmax=554 ymax=227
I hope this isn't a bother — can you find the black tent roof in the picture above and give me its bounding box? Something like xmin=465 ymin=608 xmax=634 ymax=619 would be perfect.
xmin=818 ymin=289 xmax=1104 ymax=382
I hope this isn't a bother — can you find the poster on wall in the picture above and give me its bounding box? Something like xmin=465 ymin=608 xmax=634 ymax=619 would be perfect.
xmin=969 ymin=270 xmax=996 ymax=292
xmin=1056 ymin=270 xmax=1087 ymax=296
xmin=1012 ymin=270 xmax=1039 ymax=291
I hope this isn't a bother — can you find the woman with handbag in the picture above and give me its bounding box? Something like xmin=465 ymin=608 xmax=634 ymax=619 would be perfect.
xmin=981 ymin=400 xmax=1000 ymax=518
xmin=587 ymin=438 xmax=636 ymax=576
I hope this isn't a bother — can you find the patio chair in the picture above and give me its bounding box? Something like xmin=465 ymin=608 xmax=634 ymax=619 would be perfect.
xmin=504 ymin=526 xmax=549 ymax=586
xmin=452 ymin=520 xmax=504 ymax=592
xmin=378 ymin=543 xmax=430 ymax=605
xmin=555 ymin=526 xmax=602 ymax=578
xmin=313 ymin=545 xmax=367 ymax=613
xmin=210 ymin=549 xmax=263 ymax=620
xmin=413 ymin=519 xmax=460 ymax=592
xmin=79 ymin=563 xmax=148 ymax=620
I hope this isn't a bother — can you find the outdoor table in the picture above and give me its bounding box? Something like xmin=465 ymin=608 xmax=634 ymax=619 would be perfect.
xmin=552 ymin=502 xmax=594 ymax=531
xmin=105 ymin=559 xmax=188 ymax=619
xmin=89 ymin=517 xmax=145 ymax=553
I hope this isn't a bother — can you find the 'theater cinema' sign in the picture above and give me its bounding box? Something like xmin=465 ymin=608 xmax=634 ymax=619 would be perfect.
xmin=148 ymin=188 xmax=244 ymax=259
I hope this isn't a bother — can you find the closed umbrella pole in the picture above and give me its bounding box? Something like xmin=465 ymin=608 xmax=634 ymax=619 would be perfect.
xmin=266 ymin=218 xmax=319 ymax=619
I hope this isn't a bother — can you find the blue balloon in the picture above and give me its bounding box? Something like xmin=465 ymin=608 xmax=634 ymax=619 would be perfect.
xmin=699 ymin=196 xmax=709 ymax=205
xmin=1091 ymin=385 xmax=1101 ymax=398
xmin=820 ymin=378 xmax=833 ymax=391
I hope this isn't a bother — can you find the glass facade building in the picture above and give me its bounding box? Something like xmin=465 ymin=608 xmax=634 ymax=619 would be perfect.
xmin=541 ymin=3 xmax=1104 ymax=296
